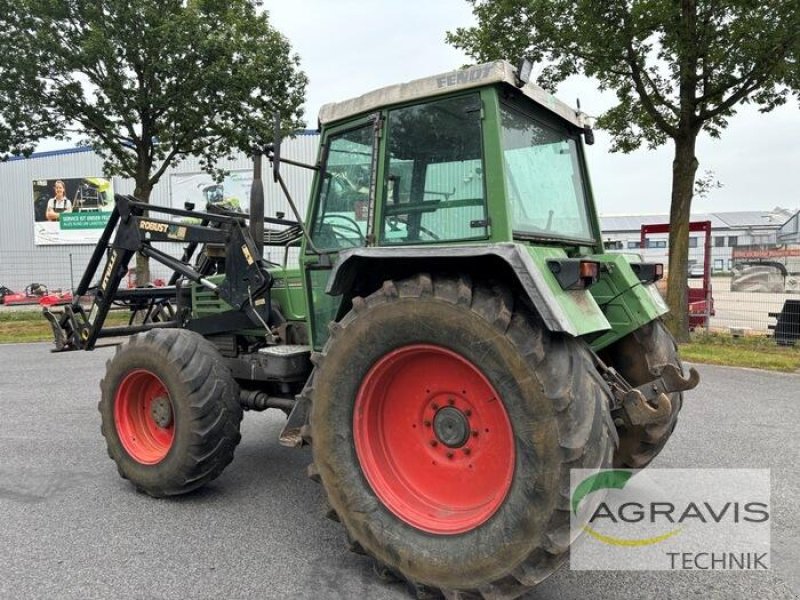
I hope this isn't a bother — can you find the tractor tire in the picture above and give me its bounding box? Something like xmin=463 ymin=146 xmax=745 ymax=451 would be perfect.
xmin=99 ymin=328 xmax=242 ymax=497
xmin=308 ymin=274 xmax=615 ymax=597
xmin=600 ymin=319 xmax=684 ymax=469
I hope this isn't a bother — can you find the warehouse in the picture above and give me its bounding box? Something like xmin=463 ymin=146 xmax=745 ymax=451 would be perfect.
xmin=600 ymin=209 xmax=797 ymax=272
xmin=0 ymin=132 xmax=320 ymax=291
xmin=3 ymin=138 xmax=795 ymax=291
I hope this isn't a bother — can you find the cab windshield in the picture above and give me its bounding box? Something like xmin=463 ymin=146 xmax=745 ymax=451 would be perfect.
xmin=500 ymin=105 xmax=593 ymax=242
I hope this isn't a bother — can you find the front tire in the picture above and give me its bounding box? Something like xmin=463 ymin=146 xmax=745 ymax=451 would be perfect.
xmin=99 ymin=328 xmax=242 ymax=497
xmin=309 ymin=274 xmax=615 ymax=597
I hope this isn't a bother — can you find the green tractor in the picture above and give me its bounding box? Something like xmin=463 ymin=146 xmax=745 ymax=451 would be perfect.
xmin=44 ymin=60 xmax=698 ymax=598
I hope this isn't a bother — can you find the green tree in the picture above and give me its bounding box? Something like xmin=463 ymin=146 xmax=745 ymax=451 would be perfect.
xmin=0 ymin=0 xmax=306 ymax=283
xmin=448 ymin=0 xmax=799 ymax=339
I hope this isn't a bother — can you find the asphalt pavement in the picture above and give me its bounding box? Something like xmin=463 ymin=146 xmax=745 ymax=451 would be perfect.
xmin=0 ymin=343 xmax=797 ymax=599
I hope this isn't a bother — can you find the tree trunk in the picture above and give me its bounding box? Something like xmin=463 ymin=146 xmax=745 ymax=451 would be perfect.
xmin=664 ymin=133 xmax=699 ymax=342
xmin=133 ymin=180 xmax=152 ymax=286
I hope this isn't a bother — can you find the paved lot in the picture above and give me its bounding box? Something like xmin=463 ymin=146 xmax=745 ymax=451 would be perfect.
xmin=0 ymin=342 xmax=798 ymax=599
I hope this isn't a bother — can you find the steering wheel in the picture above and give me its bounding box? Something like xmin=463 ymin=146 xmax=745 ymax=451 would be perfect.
xmin=320 ymin=214 xmax=366 ymax=247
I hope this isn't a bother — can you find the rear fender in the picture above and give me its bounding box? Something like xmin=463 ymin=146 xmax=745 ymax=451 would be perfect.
xmin=326 ymin=243 xmax=610 ymax=337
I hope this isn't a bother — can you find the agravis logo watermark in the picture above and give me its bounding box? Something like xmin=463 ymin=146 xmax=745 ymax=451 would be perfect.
xmin=570 ymin=469 xmax=770 ymax=571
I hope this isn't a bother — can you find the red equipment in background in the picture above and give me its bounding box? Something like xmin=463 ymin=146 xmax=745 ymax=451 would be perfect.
xmin=641 ymin=221 xmax=714 ymax=330
xmin=1 ymin=283 xmax=73 ymax=307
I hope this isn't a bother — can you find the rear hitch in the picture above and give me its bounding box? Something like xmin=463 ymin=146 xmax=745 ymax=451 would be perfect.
xmin=595 ymin=356 xmax=700 ymax=426
xmin=621 ymin=389 xmax=673 ymax=425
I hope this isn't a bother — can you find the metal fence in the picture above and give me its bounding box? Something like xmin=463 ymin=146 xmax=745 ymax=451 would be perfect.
xmin=687 ymin=243 xmax=799 ymax=339
xmin=0 ymin=247 xmax=97 ymax=293
xmin=0 ymin=246 xmax=196 ymax=293
xmin=0 ymin=242 xmax=303 ymax=300
xmin=603 ymin=210 xmax=800 ymax=341
xmin=632 ymin=239 xmax=800 ymax=339
xmin=2 ymin=240 xmax=798 ymax=342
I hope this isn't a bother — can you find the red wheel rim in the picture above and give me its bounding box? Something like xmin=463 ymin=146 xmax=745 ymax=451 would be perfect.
xmin=114 ymin=369 xmax=175 ymax=465
xmin=354 ymin=344 xmax=515 ymax=535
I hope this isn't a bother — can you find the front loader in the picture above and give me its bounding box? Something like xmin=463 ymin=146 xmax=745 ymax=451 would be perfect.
xmin=44 ymin=60 xmax=698 ymax=599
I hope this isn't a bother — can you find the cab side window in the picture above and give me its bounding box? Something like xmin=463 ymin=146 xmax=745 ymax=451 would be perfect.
xmin=380 ymin=94 xmax=488 ymax=245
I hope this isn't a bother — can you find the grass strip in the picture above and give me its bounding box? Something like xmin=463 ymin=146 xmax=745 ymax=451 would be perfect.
xmin=0 ymin=309 xmax=131 ymax=344
xmin=681 ymin=332 xmax=800 ymax=373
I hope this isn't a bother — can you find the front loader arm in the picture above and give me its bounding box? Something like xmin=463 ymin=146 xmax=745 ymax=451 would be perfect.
xmin=44 ymin=194 xmax=274 ymax=351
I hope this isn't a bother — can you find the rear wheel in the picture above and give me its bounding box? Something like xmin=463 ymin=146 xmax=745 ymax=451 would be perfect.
xmin=309 ymin=274 xmax=615 ymax=597
xmin=600 ymin=319 xmax=684 ymax=468
xmin=99 ymin=328 xmax=242 ymax=497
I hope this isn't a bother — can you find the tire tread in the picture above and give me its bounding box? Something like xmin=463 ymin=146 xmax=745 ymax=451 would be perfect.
xmin=99 ymin=328 xmax=242 ymax=497
xmin=308 ymin=273 xmax=615 ymax=598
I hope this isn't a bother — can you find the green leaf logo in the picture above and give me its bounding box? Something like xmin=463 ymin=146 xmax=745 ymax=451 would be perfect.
xmin=571 ymin=469 xmax=633 ymax=515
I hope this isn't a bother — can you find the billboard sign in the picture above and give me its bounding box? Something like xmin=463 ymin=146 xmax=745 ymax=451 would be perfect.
xmin=731 ymin=244 xmax=800 ymax=293
xmin=33 ymin=177 xmax=114 ymax=245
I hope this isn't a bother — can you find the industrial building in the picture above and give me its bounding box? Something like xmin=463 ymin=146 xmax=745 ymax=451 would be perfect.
xmin=2 ymin=134 xmax=797 ymax=291
xmin=600 ymin=209 xmax=798 ymax=272
xmin=0 ymin=132 xmax=320 ymax=291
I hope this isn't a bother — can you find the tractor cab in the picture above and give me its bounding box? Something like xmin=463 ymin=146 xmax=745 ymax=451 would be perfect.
xmin=299 ymin=61 xmax=663 ymax=352
xmin=307 ymin=61 xmax=598 ymax=252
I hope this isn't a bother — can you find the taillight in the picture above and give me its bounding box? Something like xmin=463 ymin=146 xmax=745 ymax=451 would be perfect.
xmin=547 ymin=259 xmax=601 ymax=290
xmin=579 ymin=261 xmax=599 ymax=280
xmin=631 ymin=262 xmax=664 ymax=284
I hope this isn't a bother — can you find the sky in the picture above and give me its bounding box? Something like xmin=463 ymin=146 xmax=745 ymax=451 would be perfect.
xmin=263 ymin=0 xmax=799 ymax=217
xmin=36 ymin=0 xmax=799 ymax=217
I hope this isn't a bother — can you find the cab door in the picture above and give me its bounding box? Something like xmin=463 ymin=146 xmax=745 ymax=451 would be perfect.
xmin=301 ymin=115 xmax=382 ymax=350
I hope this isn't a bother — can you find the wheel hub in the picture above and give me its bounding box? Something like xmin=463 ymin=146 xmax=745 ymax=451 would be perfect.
xmin=150 ymin=396 xmax=173 ymax=428
xmin=353 ymin=344 xmax=515 ymax=535
xmin=433 ymin=406 xmax=469 ymax=448
xmin=114 ymin=369 xmax=175 ymax=465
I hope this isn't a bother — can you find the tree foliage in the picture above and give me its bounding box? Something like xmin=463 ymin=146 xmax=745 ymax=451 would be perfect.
xmin=448 ymin=0 xmax=798 ymax=338
xmin=0 ymin=0 xmax=306 ymax=283
xmin=0 ymin=0 xmax=306 ymax=188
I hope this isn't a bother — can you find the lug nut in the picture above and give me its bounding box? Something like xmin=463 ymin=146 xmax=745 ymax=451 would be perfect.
xmin=471 ymin=430 xmax=479 ymax=437
xmin=423 ymin=420 xmax=431 ymax=427
xmin=430 ymin=440 xmax=438 ymax=447
xmin=463 ymin=448 xmax=471 ymax=455
xmin=465 ymin=409 xmax=472 ymax=417
xmin=446 ymin=452 xmax=454 ymax=459
xmin=448 ymin=398 xmax=455 ymax=406
xmin=432 ymin=403 xmax=439 ymax=410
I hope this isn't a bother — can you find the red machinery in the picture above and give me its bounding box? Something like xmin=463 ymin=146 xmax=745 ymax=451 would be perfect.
xmin=641 ymin=221 xmax=714 ymax=330
xmin=1 ymin=283 xmax=73 ymax=307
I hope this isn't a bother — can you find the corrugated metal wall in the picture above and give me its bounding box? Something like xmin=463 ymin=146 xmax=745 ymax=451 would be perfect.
xmin=0 ymin=133 xmax=320 ymax=290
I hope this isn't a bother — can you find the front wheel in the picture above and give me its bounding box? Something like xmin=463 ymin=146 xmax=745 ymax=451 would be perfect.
xmin=309 ymin=274 xmax=615 ymax=597
xmin=99 ymin=328 xmax=242 ymax=497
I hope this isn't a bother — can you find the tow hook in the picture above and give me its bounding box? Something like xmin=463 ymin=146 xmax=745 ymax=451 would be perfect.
xmin=593 ymin=349 xmax=700 ymax=427
xmin=621 ymin=365 xmax=700 ymax=425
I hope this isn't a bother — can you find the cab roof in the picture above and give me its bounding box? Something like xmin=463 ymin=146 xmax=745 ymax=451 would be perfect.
xmin=317 ymin=60 xmax=587 ymax=129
